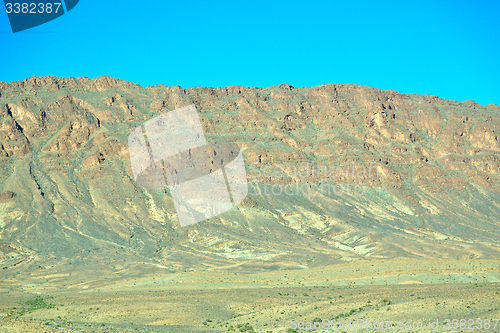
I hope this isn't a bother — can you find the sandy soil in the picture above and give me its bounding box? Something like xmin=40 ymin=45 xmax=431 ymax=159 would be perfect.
xmin=1 ymin=259 xmax=499 ymax=332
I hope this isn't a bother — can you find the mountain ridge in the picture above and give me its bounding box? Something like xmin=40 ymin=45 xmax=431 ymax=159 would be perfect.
xmin=0 ymin=76 xmax=499 ymax=278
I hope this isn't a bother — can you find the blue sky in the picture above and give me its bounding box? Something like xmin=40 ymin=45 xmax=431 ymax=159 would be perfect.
xmin=0 ymin=0 xmax=499 ymax=105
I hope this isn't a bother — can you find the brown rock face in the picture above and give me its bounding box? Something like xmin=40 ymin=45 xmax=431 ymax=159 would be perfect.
xmin=0 ymin=76 xmax=499 ymax=273
xmin=0 ymin=190 xmax=15 ymax=202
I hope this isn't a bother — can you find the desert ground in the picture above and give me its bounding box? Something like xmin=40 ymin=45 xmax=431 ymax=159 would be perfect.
xmin=1 ymin=259 xmax=499 ymax=332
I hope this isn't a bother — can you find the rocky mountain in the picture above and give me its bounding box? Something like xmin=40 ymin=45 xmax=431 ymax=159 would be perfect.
xmin=0 ymin=76 xmax=499 ymax=278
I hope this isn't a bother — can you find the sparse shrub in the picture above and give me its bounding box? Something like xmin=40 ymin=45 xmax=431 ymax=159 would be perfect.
xmin=236 ymin=323 xmax=254 ymax=332
xmin=22 ymin=296 xmax=56 ymax=311
xmin=380 ymin=298 xmax=391 ymax=305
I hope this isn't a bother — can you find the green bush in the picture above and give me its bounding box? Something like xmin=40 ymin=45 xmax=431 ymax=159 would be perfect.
xmin=22 ymin=296 xmax=56 ymax=311
xmin=236 ymin=323 xmax=254 ymax=332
